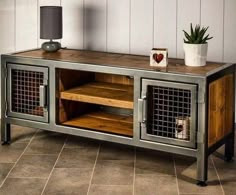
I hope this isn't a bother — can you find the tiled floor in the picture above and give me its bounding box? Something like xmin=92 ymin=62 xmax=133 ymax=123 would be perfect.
xmin=0 ymin=126 xmax=236 ymax=195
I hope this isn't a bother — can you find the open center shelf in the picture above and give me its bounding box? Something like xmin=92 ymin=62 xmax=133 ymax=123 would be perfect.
xmin=60 ymin=82 xmax=133 ymax=109
xmin=56 ymin=69 xmax=134 ymax=137
xmin=62 ymin=111 xmax=133 ymax=136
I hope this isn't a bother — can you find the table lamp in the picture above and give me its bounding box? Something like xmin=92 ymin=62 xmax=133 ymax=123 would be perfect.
xmin=40 ymin=6 xmax=63 ymax=52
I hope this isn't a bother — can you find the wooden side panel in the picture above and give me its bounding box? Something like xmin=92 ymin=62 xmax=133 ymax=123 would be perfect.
xmin=224 ymin=74 xmax=234 ymax=135
xmin=208 ymin=74 xmax=234 ymax=147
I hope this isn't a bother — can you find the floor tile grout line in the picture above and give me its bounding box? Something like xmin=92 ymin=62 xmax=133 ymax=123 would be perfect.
xmin=135 ymin=173 xmax=177 ymax=177
xmin=173 ymin=156 xmax=180 ymax=195
xmin=0 ymin=162 xmax=15 ymax=164
xmin=0 ymin=129 xmax=38 ymax=188
xmin=211 ymin=156 xmax=225 ymax=195
xmin=132 ymin=147 xmax=136 ymax=195
xmin=180 ymin=193 xmax=210 ymax=195
xmin=40 ymin=135 xmax=68 ymax=195
xmin=18 ymin=153 xmax=58 ymax=156
xmin=7 ymin=176 xmax=48 ymax=179
xmin=88 ymin=184 xmax=134 ymax=187
xmin=87 ymin=143 xmax=101 ymax=195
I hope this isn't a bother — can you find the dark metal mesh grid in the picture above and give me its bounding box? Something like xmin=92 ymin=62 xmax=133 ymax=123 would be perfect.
xmin=11 ymin=69 xmax=44 ymax=116
xmin=147 ymin=85 xmax=191 ymax=140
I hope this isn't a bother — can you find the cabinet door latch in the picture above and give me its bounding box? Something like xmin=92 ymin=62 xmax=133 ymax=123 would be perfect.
xmin=39 ymin=85 xmax=47 ymax=108
xmin=138 ymin=96 xmax=147 ymax=123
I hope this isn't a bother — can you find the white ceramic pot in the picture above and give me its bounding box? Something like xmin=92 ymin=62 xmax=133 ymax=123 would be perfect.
xmin=183 ymin=43 xmax=208 ymax=66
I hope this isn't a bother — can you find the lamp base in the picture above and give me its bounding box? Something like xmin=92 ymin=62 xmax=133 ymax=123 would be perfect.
xmin=41 ymin=41 xmax=61 ymax=52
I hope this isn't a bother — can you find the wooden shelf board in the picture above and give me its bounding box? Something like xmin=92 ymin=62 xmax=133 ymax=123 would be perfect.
xmin=60 ymin=82 xmax=133 ymax=109
xmin=62 ymin=111 xmax=133 ymax=137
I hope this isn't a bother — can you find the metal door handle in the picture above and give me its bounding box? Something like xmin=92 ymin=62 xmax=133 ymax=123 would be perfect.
xmin=138 ymin=96 xmax=147 ymax=123
xmin=39 ymin=85 xmax=47 ymax=108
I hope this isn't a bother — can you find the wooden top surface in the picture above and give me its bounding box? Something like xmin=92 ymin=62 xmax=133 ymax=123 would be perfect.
xmin=13 ymin=49 xmax=228 ymax=76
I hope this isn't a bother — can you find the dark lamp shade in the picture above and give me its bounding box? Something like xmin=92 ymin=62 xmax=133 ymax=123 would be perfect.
xmin=40 ymin=6 xmax=62 ymax=40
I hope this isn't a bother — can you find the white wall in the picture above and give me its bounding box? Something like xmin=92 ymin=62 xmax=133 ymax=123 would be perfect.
xmin=0 ymin=0 xmax=236 ymax=117
xmin=1 ymin=0 xmax=236 ymax=62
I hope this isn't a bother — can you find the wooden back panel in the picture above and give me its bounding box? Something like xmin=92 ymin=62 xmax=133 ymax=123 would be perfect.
xmin=95 ymin=73 xmax=133 ymax=85
xmin=208 ymin=74 xmax=234 ymax=147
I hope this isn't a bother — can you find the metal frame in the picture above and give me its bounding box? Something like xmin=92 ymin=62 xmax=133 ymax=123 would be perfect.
xmin=139 ymin=79 xmax=197 ymax=148
xmin=6 ymin=63 xmax=49 ymax=123
xmin=1 ymin=52 xmax=235 ymax=185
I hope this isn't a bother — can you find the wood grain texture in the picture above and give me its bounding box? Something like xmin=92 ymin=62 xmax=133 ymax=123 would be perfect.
xmin=201 ymin=0 xmax=224 ymax=62
xmin=208 ymin=74 xmax=234 ymax=147
xmin=154 ymin=0 xmax=177 ymax=58
xmin=130 ymin=0 xmax=153 ymax=55
xmin=15 ymin=49 xmax=225 ymax=76
xmin=62 ymin=111 xmax=133 ymax=136
xmin=60 ymin=82 xmax=134 ymax=109
xmin=224 ymin=74 xmax=234 ymax=136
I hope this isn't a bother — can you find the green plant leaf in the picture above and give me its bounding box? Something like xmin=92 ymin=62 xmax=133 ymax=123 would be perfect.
xmin=183 ymin=39 xmax=189 ymax=43
xmin=202 ymin=34 xmax=213 ymax=43
xmin=183 ymin=23 xmax=213 ymax=44
xmin=183 ymin=30 xmax=192 ymax=42
xmin=190 ymin=23 xmax=195 ymax=40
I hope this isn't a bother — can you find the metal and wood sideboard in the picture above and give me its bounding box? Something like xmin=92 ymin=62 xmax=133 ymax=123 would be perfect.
xmin=1 ymin=49 xmax=235 ymax=186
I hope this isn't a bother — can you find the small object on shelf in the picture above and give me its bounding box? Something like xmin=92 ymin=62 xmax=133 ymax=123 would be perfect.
xmin=183 ymin=23 xmax=213 ymax=67
xmin=40 ymin=6 xmax=63 ymax=52
xmin=150 ymin=48 xmax=168 ymax=67
xmin=175 ymin=117 xmax=190 ymax=140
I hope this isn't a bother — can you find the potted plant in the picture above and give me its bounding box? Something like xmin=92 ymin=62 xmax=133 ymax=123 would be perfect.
xmin=183 ymin=23 xmax=213 ymax=67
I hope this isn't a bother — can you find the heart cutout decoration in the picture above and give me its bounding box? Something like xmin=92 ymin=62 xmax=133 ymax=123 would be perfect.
xmin=153 ymin=53 xmax=164 ymax=63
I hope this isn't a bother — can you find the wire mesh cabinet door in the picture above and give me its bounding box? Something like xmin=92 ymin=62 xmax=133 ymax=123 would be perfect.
xmin=7 ymin=64 xmax=49 ymax=123
xmin=138 ymin=79 xmax=197 ymax=148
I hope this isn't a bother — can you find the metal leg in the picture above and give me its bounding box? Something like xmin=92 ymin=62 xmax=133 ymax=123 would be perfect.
xmin=196 ymin=81 xmax=208 ymax=186
xmin=1 ymin=123 xmax=11 ymax=145
xmin=225 ymin=135 xmax=234 ymax=162
xmin=196 ymin=144 xmax=208 ymax=186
